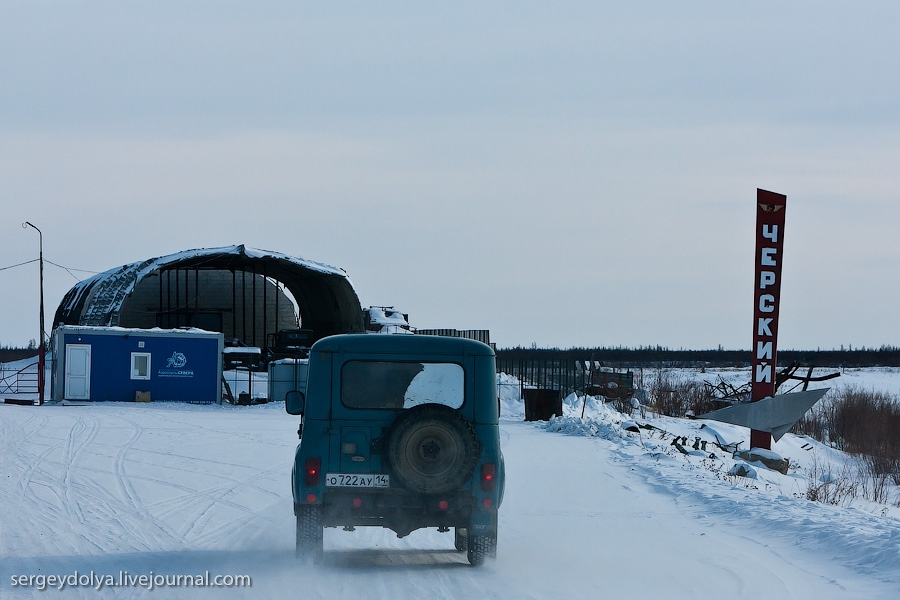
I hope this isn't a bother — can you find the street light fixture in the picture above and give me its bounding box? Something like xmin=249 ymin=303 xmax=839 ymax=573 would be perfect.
xmin=23 ymin=221 xmax=45 ymax=405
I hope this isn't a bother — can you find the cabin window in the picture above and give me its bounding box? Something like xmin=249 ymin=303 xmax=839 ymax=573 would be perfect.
xmin=131 ymin=352 xmax=151 ymax=380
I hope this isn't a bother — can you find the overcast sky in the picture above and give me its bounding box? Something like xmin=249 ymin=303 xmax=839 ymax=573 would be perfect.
xmin=2 ymin=2 xmax=898 ymax=350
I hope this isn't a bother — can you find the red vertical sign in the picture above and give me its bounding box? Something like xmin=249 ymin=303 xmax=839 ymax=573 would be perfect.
xmin=750 ymin=189 xmax=787 ymax=449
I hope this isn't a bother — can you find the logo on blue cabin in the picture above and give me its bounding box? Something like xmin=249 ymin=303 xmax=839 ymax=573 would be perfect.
xmin=159 ymin=351 xmax=193 ymax=378
xmin=167 ymin=352 xmax=187 ymax=368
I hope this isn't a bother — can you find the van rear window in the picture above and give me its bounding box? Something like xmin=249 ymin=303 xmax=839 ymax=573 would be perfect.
xmin=341 ymin=361 xmax=464 ymax=409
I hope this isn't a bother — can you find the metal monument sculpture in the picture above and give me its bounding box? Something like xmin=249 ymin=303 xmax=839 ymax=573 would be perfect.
xmin=700 ymin=190 xmax=829 ymax=448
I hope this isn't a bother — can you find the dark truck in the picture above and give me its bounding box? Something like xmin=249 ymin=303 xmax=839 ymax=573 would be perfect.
xmin=286 ymin=334 xmax=505 ymax=565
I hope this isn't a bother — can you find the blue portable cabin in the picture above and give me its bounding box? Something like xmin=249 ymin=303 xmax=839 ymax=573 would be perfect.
xmin=51 ymin=325 xmax=224 ymax=403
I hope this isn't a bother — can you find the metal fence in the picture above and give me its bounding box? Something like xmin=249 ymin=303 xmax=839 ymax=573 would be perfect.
xmin=495 ymin=352 xmax=637 ymax=399
xmin=0 ymin=359 xmax=39 ymax=395
xmin=416 ymin=329 xmax=492 ymax=346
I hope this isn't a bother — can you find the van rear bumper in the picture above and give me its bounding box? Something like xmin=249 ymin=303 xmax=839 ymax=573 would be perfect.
xmin=297 ymin=489 xmax=476 ymax=537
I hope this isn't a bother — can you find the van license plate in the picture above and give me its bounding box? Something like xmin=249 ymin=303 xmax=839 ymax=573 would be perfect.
xmin=325 ymin=473 xmax=390 ymax=488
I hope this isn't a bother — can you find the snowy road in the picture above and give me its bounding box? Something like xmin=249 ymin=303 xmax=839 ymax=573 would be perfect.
xmin=1 ymin=401 xmax=898 ymax=599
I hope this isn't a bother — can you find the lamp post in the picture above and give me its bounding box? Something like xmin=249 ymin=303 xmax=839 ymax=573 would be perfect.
xmin=23 ymin=221 xmax=45 ymax=405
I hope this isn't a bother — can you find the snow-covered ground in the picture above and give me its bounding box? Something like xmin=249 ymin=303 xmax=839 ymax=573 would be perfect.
xmin=1 ymin=367 xmax=899 ymax=598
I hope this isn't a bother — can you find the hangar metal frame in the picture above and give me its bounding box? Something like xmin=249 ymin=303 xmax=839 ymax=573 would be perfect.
xmin=54 ymin=245 xmax=365 ymax=349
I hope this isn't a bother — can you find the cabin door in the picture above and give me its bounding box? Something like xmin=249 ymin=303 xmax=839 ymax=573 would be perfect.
xmin=64 ymin=344 xmax=91 ymax=400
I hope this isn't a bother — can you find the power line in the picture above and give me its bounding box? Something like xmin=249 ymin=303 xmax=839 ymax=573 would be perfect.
xmin=45 ymin=260 xmax=98 ymax=274
xmin=0 ymin=258 xmax=39 ymax=272
xmin=1 ymin=257 xmax=100 ymax=281
xmin=45 ymin=259 xmax=100 ymax=281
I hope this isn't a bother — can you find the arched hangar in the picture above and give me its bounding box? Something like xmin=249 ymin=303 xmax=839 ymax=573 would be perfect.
xmin=53 ymin=245 xmax=365 ymax=349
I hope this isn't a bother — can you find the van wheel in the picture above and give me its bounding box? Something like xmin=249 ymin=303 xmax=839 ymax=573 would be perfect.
xmin=296 ymin=506 xmax=323 ymax=563
xmin=454 ymin=527 xmax=468 ymax=552
xmin=385 ymin=404 xmax=479 ymax=495
xmin=467 ymin=534 xmax=496 ymax=566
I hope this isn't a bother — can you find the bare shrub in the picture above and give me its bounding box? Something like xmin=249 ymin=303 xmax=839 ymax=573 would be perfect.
xmin=648 ymin=370 xmax=720 ymax=418
xmin=805 ymin=453 xmax=858 ymax=506
xmin=792 ymin=405 xmax=830 ymax=442
xmin=858 ymin=455 xmax=894 ymax=504
xmin=610 ymin=395 xmax=633 ymax=416
xmin=794 ymin=386 xmax=900 ymax=503
xmin=648 ymin=370 xmax=686 ymax=417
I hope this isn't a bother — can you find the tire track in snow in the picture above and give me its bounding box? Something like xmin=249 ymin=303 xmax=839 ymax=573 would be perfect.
xmin=100 ymin=410 xmax=288 ymax=550
xmin=173 ymin=462 xmax=289 ymax=546
xmin=4 ymin=405 xmax=295 ymax=559
xmin=57 ymin=414 xmax=108 ymax=553
xmin=108 ymin=414 xmax=183 ymax=549
xmin=111 ymin=468 xmax=281 ymax=518
xmin=0 ymin=412 xmax=44 ymax=449
xmin=62 ymin=414 xmax=101 ymax=525
xmin=7 ymin=411 xmax=109 ymax=555
xmin=0 ymin=411 xmax=47 ymax=493
xmin=14 ymin=414 xmax=70 ymax=499
xmin=0 ymin=411 xmax=64 ymax=555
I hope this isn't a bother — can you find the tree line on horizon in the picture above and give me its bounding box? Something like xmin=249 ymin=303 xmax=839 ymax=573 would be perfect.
xmin=6 ymin=343 xmax=899 ymax=368
xmin=495 ymin=345 xmax=900 ymax=368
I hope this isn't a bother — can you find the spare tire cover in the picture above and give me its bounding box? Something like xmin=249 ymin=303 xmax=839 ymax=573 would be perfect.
xmin=385 ymin=404 xmax=479 ymax=494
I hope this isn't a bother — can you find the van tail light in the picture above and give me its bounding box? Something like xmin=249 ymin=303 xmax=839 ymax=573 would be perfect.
xmin=305 ymin=458 xmax=321 ymax=487
xmin=481 ymin=463 xmax=496 ymax=493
